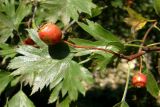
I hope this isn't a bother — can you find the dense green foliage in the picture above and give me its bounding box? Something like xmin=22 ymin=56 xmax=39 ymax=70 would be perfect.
xmin=0 ymin=0 xmax=160 ymax=107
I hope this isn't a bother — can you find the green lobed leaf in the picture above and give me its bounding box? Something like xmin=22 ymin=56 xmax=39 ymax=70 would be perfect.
xmin=49 ymin=83 xmax=62 ymax=103
xmin=0 ymin=72 xmax=13 ymax=95
xmin=31 ymin=58 xmax=69 ymax=94
xmin=0 ymin=0 xmax=32 ymax=43
xmin=57 ymin=96 xmax=71 ymax=107
xmin=0 ymin=13 xmax=14 ymax=42
xmin=8 ymin=45 xmax=66 ymax=94
xmin=37 ymin=0 xmax=96 ymax=25
xmin=14 ymin=1 xmax=32 ymax=27
xmin=5 ymin=90 xmax=35 ymax=107
xmin=92 ymin=54 xmax=113 ymax=71
xmin=61 ymin=60 xmax=93 ymax=101
xmin=78 ymin=20 xmax=120 ymax=42
xmin=2 ymin=0 xmax=15 ymax=18
xmin=9 ymin=44 xmax=93 ymax=103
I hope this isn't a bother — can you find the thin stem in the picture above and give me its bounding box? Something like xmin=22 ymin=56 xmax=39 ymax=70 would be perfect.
xmin=6 ymin=97 xmax=9 ymax=106
xmin=31 ymin=0 xmax=38 ymax=29
xmin=154 ymin=25 xmax=160 ymax=32
xmin=79 ymin=58 xmax=91 ymax=64
xmin=147 ymin=42 xmax=160 ymax=47
xmin=124 ymin=43 xmax=143 ymax=48
xmin=147 ymin=19 xmax=157 ymax=22
xmin=27 ymin=0 xmax=38 ymax=28
xmin=121 ymin=63 xmax=131 ymax=102
xmin=142 ymin=46 xmax=160 ymax=51
xmin=62 ymin=20 xmax=76 ymax=34
xmin=20 ymin=82 xmax=23 ymax=90
xmin=143 ymin=56 xmax=151 ymax=72
xmin=126 ymin=40 xmax=143 ymax=44
xmin=139 ymin=57 xmax=142 ymax=72
xmin=17 ymin=31 xmax=23 ymax=44
xmin=138 ymin=22 xmax=157 ymax=52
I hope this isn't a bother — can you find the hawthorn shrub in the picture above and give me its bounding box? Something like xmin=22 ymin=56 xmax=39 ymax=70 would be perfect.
xmin=0 ymin=0 xmax=160 ymax=107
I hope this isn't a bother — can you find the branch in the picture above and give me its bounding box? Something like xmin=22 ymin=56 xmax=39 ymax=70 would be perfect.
xmin=63 ymin=21 xmax=159 ymax=61
xmin=64 ymin=40 xmax=160 ymax=61
xmin=143 ymin=47 xmax=160 ymax=51
xmin=138 ymin=22 xmax=157 ymax=52
xmin=64 ymin=40 xmax=120 ymax=56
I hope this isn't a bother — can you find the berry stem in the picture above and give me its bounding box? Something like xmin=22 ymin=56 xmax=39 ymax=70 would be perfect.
xmin=139 ymin=57 xmax=143 ymax=72
xmin=62 ymin=20 xmax=76 ymax=34
xmin=147 ymin=42 xmax=160 ymax=47
xmin=154 ymin=25 xmax=160 ymax=32
xmin=121 ymin=63 xmax=131 ymax=102
xmin=27 ymin=0 xmax=38 ymax=28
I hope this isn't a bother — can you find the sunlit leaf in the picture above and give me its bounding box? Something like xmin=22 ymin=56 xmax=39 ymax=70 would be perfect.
xmin=124 ymin=7 xmax=147 ymax=33
xmin=9 ymin=44 xmax=93 ymax=103
xmin=37 ymin=0 xmax=96 ymax=25
xmin=49 ymin=83 xmax=62 ymax=103
xmin=61 ymin=61 xmax=93 ymax=100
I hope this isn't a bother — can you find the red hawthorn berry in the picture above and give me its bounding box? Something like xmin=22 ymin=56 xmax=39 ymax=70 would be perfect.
xmin=23 ymin=37 xmax=35 ymax=45
xmin=132 ymin=72 xmax=147 ymax=88
xmin=38 ymin=23 xmax=62 ymax=45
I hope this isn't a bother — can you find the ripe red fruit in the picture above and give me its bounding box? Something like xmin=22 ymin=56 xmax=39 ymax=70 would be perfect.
xmin=38 ymin=23 xmax=62 ymax=45
xmin=132 ymin=72 xmax=147 ymax=88
xmin=23 ymin=37 xmax=35 ymax=45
